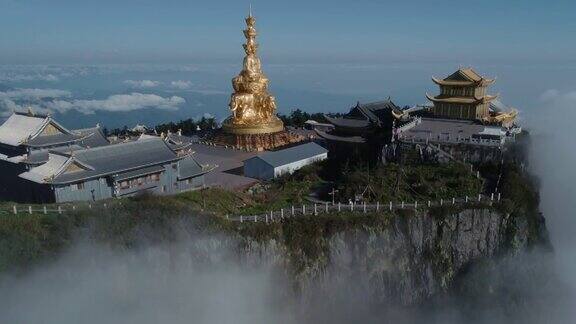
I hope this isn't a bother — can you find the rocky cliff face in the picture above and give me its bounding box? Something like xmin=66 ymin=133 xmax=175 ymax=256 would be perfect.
xmin=231 ymin=207 xmax=546 ymax=307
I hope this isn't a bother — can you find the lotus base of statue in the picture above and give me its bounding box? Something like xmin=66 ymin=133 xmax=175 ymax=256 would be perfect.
xmin=221 ymin=115 xmax=284 ymax=135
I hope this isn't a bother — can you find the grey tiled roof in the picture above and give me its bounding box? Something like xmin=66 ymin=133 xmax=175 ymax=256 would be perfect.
xmin=324 ymin=115 xmax=370 ymax=128
xmin=315 ymin=130 xmax=366 ymax=143
xmin=73 ymin=127 xmax=110 ymax=148
xmin=354 ymin=100 xmax=402 ymax=124
xmin=324 ymin=99 xmax=401 ymax=129
xmin=248 ymin=142 xmax=328 ymax=168
xmin=113 ymin=165 xmax=166 ymax=181
xmin=22 ymin=145 xmax=85 ymax=165
xmin=0 ymin=112 xmax=87 ymax=148
xmin=166 ymin=133 xmax=194 ymax=151
xmin=20 ymin=138 xmax=182 ymax=184
xmin=0 ymin=113 xmax=48 ymax=146
xmin=26 ymin=133 xmax=83 ymax=147
xmin=178 ymin=156 xmax=206 ymax=179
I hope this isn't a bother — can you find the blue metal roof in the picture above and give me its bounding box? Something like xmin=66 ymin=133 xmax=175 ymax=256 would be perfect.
xmin=249 ymin=142 xmax=328 ymax=168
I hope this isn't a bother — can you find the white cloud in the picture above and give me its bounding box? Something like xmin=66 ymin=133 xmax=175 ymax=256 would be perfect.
xmin=0 ymin=88 xmax=71 ymax=100
xmin=170 ymin=80 xmax=193 ymax=90
xmin=538 ymin=89 xmax=576 ymax=122
xmin=0 ymin=89 xmax=185 ymax=116
xmin=0 ymin=73 xmax=60 ymax=83
xmin=123 ymin=80 xmax=161 ymax=88
xmin=47 ymin=93 xmax=185 ymax=114
xmin=539 ymin=89 xmax=561 ymax=102
xmin=0 ymin=88 xmax=72 ymax=117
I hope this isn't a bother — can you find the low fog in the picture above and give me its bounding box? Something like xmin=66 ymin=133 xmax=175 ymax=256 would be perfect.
xmin=527 ymin=89 xmax=576 ymax=322
xmin=1 ymin=90 xmax=576 ymax=324
xmin=0 ymin=239 xmax=297 ymax=324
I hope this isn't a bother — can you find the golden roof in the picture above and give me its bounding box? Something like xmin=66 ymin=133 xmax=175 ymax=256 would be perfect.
xmin=484 ymin=109 xmax=518 ymax=124
xmin=432 ymin=68 xmax=495 ymax=87
xmin=456 ymin=68 xmax=483 ymax=81
xmin=432 ymin=77 xmax=494 ymax=87
xmin=426 ymin=93 xmax=498 ymax=104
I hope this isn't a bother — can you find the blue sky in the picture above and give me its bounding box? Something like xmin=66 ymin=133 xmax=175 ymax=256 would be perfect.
xmin=0 ymin=0 xmax=575 ymax=130
xmin=1 ymin=0 xmax=575 ymax=64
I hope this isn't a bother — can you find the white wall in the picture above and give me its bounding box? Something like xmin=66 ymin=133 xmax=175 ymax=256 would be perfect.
xmin=273 ymin=153 xmax=327 ymax=178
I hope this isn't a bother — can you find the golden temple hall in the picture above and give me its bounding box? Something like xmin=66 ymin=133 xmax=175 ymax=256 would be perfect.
xmin=426 ymin=68 xmax=517 ymax=126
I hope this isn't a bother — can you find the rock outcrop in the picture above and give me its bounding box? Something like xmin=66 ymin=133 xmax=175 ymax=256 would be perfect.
xmin=226 ymin=207 xmax=546 ymax=306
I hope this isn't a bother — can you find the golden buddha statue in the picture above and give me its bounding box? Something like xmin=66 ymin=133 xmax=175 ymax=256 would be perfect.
xmin=222 ymin=10 xmax=284 ymax=135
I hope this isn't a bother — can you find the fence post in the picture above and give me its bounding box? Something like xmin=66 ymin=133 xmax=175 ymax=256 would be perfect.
xmin=414 ymin=201 xmax=418 ymax=210
xmin=28 ymin=206 xmax=32 ymax=214
xmin=325 ymin=203 xmax=329 ymax=213
xmin=428 ymin=201 xmax=431 ymax=208
xmin=465 ymin=196 xmax=468 ymax=203
xmin=314 ymin=204 xmax=317 ymax=215
xmin=476 ymin=171 xmax=480 ymax=178
xmin=291 ymin=205 xmax=295 ymax=216
xmin=302 ymin=205 xmax=306 ymax=215
xmin=338 ymin=202 xmax=341 ymax=212
xmin=13 ymin=205 xmax=17 ymax=215
xmin=401 ymin=201 xmax=404 ymax=209
xmin=498 ymin=192 xmax=501 ymax=201
xmin=270 ymin=210 xmax=273 ymax=221
xmin=281 ymin=208 xmax=284 ymax=219
xmin=240 ymin=215 xmax=243 ymax=223
xmin=265 ymin=214 xmax=268 ymax=223
xmin=351 ymin=202 xmax=354 ymax=211
xmin=452 ymin=197 xmax=455 ymax=205
xmin=478 ymin=194 xmax=481 ymax=202
xmin=491 ymin=193 xmax=494 ymax=201
xmin=376 ymin=201 xmax=379 ymax=212
xmin=363 ymin=202 xmax=366 ymax=213
xmin=389 ymin=201 xmax=392 ymax=211
xmin=440 ymin=199 xmax=443 ymax=206
xmin=254 ymin=216 xmax=257 ymax=222
xmin=43 ymin=206 xmax=47 ymax=214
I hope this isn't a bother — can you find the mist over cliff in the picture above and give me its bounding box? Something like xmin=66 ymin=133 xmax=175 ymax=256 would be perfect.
xmin=526 ymin=89 xmax=576 ymax=322
xmin=0 ymin=90 xmax=575 ymax=324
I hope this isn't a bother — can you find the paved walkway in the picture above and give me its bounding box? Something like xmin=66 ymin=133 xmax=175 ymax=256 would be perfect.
xmin=189 ymin=143 xmax=259 ymax=190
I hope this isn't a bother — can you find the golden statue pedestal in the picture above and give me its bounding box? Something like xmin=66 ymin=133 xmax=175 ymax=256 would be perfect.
xmin=210 ymin=129 xmax=305 ymax=152
xmin=221 ymin=116 xmax=284 ymax=135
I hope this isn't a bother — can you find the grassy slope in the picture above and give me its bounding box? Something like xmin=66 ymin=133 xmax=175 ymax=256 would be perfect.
xmin=0 ymin=159 xmax=537 ymax=274
xmin=336 ymin=162 xmax=483 ymax=203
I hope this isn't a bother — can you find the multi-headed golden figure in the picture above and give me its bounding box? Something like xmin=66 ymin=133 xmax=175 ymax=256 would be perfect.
xmin=222 ymin=9 xmax=284 ymax=135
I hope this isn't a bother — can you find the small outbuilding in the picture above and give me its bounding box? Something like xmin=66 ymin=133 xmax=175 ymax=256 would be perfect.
xmin=243 ymin=142 xmax=328 ymax=180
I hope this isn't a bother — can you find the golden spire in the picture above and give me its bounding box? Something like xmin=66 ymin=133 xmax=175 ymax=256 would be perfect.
xmin=221 ymin=10 xmax=284 ymax=135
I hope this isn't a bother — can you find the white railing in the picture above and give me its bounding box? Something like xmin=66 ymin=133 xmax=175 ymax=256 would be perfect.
xmin=399 ymin=134 xmax=505 ymax=147
xmin=226 ymin=192 xmax=503 ymax=224
xmin=395 ymin=117 xmax=422 ymax=134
